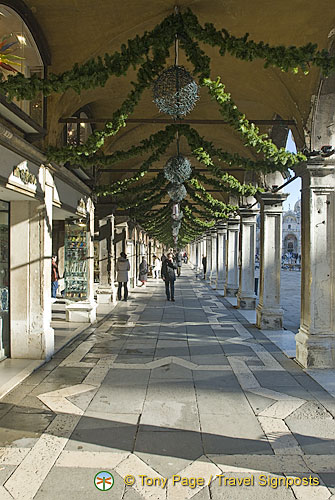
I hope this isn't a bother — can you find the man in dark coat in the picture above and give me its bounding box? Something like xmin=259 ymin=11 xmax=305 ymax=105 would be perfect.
xmin=175 ymin=250 xmax=183 ymax=277
xmin=202 ymin=255 xmax=207 ymax=279
xmin=161 ymin=252 xmax=177 ymax=301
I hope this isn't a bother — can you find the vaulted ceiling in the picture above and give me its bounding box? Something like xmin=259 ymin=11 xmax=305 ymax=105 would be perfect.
xmin=23 ymin=0 xmax=335 ymax=212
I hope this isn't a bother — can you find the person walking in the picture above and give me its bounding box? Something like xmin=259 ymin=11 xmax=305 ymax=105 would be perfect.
xmin=153 ymin=254 xmax=161 ymax=279
xmin=175 ymin=250 xmax=183 ymax=277
xmin=202 ymin=255 xmax=207 ymax=279
xmin=116 ymin=251 xmax=130 ymax=301
xmin=51 ymin=255 xmax=59 ymax=298
xmin=139 ymin=256 xmax=148 ymax=286
xmin=161 ymin=252 xmax=177 ymax=301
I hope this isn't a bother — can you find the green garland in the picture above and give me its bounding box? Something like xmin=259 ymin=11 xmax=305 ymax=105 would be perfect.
xmin=47 ymin=49 xmax=171 ymax=160
xmin=202 ymin=78 xmax=306 ymax=168
xmin=187 ymin=178 xmax=237 ymax=214
xmin=192 ymin=164 xmax=259 ymax=197
xmin=180 ymin=125 xmax=289 ymax=173
xmin=1 ymin=8 xmax=333 ymax=102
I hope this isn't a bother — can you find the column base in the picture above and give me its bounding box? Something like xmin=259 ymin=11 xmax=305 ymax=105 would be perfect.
xmin=210 ymin=274 xmax=217 ymax=287
xmin=11 ymin=325 xmax=54 ymax=360
xmin=237 ymin=293 xmax=256 ymax=309
xmin=224 ymin=285 xmax=238 ymax=297
xmin=256 ymin=305 xmax=283 ymax=330
xmin=295 ymin=327 xmax=335 ymax=368
xmin=215 ymin=280 xmax=225 ymax=290
xmin=66 ymin=301 xmax=97 ymax=323
xmin=96 ymin=287 xmax=115 ymax=304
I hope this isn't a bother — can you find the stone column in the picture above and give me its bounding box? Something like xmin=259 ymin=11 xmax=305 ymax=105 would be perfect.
xmin=296 ymin=159 xmax=335 ymax=368
xmin=210 ymin=228 xmax=217 ymax=286
xmin=10 ymin=166 xmax=54 ymax=359
xmin=66 ymin=198 xmax=97 ymax=323
xmin=237 ymin=208 xmax=258 ymax=309
xmin=216 ymin=223 xmax=227 ymax=290
xmin=225 ymin=216 xmax=240 ymax=296
xmin=189 ymin=241 xmax=195 ymax=269
xmin=96 ymin=215 xmax=116 ymax=304
xmin=205 ymin=231 xmax=212 ymax=281
xmin=197 ymin=238 xmax=203 ymax=273
xmin=256 ymin=193 xmax=288 ymax=329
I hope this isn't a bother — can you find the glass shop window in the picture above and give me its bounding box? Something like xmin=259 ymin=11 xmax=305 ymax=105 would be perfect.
xmin=0 ymin=5 xmax=45 ymax=125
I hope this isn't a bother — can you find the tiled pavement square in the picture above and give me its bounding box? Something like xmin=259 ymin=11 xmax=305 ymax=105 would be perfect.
xmin=0 ymin=267 xmax=334 ymax=499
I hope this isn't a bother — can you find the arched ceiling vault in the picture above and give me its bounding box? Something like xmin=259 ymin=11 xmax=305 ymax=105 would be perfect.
xmin=23 ymin=0 xmax=335 ymax=217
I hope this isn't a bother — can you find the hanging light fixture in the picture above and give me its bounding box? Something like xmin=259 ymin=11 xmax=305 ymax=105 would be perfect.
xmin=164 ymin=154 xmax=192 ymax=184
xmin=152 ymin=10 xmax=199 ymax=118
xmin=167 ymin=183 xmax=187 ymax=202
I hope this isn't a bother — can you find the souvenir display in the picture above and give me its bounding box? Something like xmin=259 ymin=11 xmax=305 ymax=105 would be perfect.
xmin=64 ymin=222 xmax=88 ymax=300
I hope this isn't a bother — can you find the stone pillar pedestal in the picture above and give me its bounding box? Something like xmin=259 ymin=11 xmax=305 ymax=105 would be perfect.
xmin=66 ymin=198 xmax=97 ymax=323
xmin=205 ymin=231 xmax=212 ymax=281
xmin=256 ymin=193 xmax=288 ymax=330
xmin=96 ymin=215 xmax=116 ymax=304
xmin=10 ymin=167 xmax=54 ymax=359
xmin=210 ymin=228 xmax=217 ymax=286
xmin=296 ymin=160 xmax=335 ymax=368
xmin=216 ymin=223 xmax=227 ymax=290
xmin=237 ymin=208 xmax=258 ymax=309
xmin=225 ymin=217 xmax=240 ymax=297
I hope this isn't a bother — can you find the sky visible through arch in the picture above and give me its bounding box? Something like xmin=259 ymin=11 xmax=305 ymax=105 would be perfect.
xmin=283 ymin=130 xmax=301 ymax=211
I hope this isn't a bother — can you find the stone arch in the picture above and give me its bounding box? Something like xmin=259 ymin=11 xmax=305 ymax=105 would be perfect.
xmin=283 ymin=233 xmax=298 ymax=254
xmin=310 ymin=37 xmax=335 ymax=150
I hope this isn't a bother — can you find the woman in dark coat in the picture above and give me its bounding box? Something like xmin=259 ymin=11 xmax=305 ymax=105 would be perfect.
xmin=139 ymin=257 xmax=148 ymax=287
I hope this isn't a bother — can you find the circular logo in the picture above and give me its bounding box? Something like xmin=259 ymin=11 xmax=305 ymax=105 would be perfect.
xmin=94 ymin=471 xmax=114 ymax=491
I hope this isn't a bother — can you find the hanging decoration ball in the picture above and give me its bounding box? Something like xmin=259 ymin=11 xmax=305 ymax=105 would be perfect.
xmin=172 ymin=219 xmax=181 ymax=230
xmin=164 ymin=155 xmax=192 ymax=184
xmin=172 ymin=210 xmax=183 ymax=221
xmin=153 ymin=65 xmax=199 ymax=117
xmin=167 ymin=183 xmax=187 ymax=202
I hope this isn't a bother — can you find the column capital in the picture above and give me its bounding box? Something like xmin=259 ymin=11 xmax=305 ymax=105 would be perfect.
xmin=216 ymin=222 xmax=227 ymax=234
xmin=256 ymin=192 xmax=289 ymax=214
xmin=239 ymin=207 xmax=259 ymax=217
xmin=257 ymin=192 xmax=289 ymax=205
xmin=227 ymin=216 xmax=240 ymax=230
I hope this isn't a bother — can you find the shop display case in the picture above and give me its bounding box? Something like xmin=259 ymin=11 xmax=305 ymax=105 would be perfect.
xmin=64 ymin=222 xmax=88 ymax=300
xmin=0 ymin=202 xmax=9 ymax=359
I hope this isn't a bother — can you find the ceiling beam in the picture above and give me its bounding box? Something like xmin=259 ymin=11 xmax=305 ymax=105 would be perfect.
xmin=59 ymin=117 xmax=296 ymax=126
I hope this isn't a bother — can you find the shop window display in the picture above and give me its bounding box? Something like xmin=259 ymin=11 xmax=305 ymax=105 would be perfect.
xmin=64 ymin=221 xmax=88 ymax=301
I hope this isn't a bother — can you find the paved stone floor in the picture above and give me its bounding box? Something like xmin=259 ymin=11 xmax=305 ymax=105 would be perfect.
xmin=280 ymin=269 xmax=301 ymax=333
xmin=0 ymin=266 xmax=334 ymax=499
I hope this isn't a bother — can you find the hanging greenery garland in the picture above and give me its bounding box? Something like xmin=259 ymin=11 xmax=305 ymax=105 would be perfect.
xmin=203 ymin=77 xmax=306 ymax=167
xmin=1 ymin=8 xmax=334 ymax=103
xmin=192 ymin=170 xmax=260 ymax=197
xmin=0 ymin=7 xmax=325 ymax=244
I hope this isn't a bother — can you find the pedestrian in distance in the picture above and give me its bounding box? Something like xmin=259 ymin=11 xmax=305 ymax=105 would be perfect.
xmin=139 ymin=256 xmax=148 ymax=287
xmin=153 ymin=254 xmax=161 ymax=279
xmin=116 ymin=251 xmax=130 ymax=301
xmin=175 ymin=250 xmax=183 ymax=277
xmin=51 ymin=255 xmax=59 ymax=298
xmin=161 ymin=252 xmax=177 ymax=301
xmin=202 ymin=255 xmax=207 ymax=279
